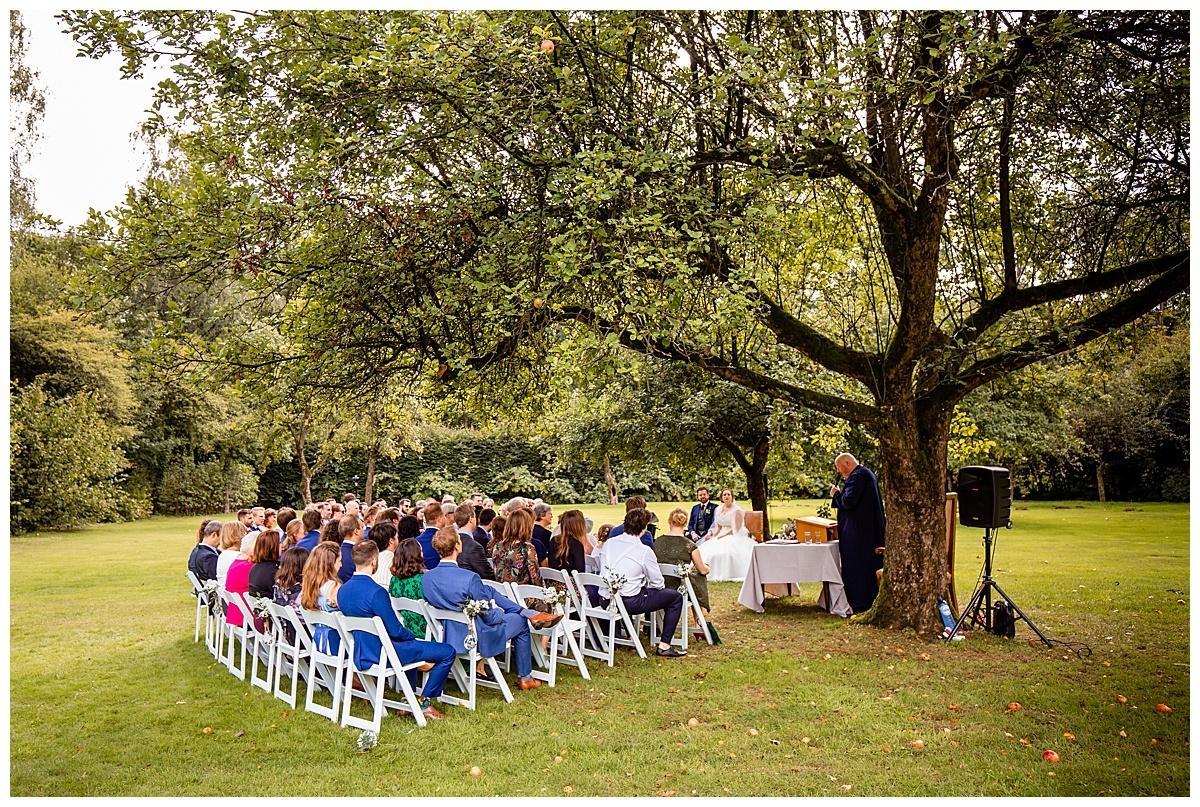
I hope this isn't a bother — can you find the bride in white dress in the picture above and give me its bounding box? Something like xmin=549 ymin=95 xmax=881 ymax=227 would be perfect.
xmin=698 ymin=488 xmax=756 ymax=582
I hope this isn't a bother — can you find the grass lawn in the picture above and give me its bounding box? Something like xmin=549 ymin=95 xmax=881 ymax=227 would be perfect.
xmin=10 ymin=500 xmax=1189 ymax=796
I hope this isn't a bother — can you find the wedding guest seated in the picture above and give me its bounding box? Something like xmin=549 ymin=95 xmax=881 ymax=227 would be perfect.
xmin=454 ymin=503 xmax=495 ymax=581
xmin=423 ymin=527 xmax=563 ymax=691
xmin=272 ymin=546 xmax=308 ymax=643
xmin=299 ymin=541 xmax=343 ymax=653
xmin=296 ymin=507 xmax=324 ymax=552
xmin=653 ymin=508 xmax=711 ymax=618
xmin=276 ymin=507 xmax=298 ymax=535
xmin=189 ymin=519 xmax=221 ymax=582
xmin=225 ymin=536 xmax=258 ymax=631
xmin=368 ymin=521 xmax=398 ymax=588
xmin=339 ymin=540 xmax=457 ymax=721
xmin=216 ymin=521 xmax=248 ymax=587
xmin=416 ymin=501 xmax=448 ymax=570
xmin=388 ymin=538 xmax=429 ymax=638
xmin=282 ymin=518 xmax=304 ymax=551
xmin=549 ymin=509 xmax=589 ymax=576
xmin=605 ymin=496 xmax=657 ymax=547
xmin=337 ymin=515 xmax=364 ymax=583
xmin=598 ymin=508 xmax=687 ymax=657
xmin=475 ymin=507 xmax=497 ymax=549
xmin=248 ymin=528 xmax=282 ymax=598
xmin=490 ymin=508 xmax=545 ymax=594
xmin=531 ymin=503 xmax=554 ymax=565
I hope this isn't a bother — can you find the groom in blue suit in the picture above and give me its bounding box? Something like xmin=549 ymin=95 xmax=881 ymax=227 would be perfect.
xmin=687 ymin=487 xmax=717 ymax=543
xmin=422 ymin=526 xmax=563 ymax=691
xmin=337 ymin=541 xmax=457 ymax=721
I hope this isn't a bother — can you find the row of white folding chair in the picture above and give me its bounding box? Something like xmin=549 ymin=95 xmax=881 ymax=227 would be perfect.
xmin=413 ymin=598 xmax=514 ymax=710
xmin=484 ymin=574 xmax=592 ymax=685
xmin=185 ymin=571 xmax=218 ymax=650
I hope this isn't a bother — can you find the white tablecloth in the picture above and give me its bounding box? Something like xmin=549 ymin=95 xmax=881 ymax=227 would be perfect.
xmin=737 ymin=539 xmax=851 ymax=617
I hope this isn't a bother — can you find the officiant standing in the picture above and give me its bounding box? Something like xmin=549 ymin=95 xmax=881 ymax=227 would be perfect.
xmin=829 ymin=453 xmax=886 ymax=613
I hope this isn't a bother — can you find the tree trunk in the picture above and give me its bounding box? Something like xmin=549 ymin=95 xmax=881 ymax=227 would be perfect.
xmin=1095 ymin=459 xmax=1107 ymax=503
xmin=365 ymin=446 xmax=377 ymax=504
xmin=604 ymin=458 xmax=618 ymax=505
xmin=296 ymin=431 xmax=313 ymax=506
xmin=859 ymin=397 xmax=951 ymax=638
xmin=710 ymin=428 xmax=770 ymax=524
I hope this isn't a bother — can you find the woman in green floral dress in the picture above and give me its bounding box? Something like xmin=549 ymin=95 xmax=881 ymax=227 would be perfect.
xmin=388 ymin=538 xmax=428 ymax=637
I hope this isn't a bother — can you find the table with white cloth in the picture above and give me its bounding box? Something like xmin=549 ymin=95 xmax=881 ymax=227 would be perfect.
xmin=737 ymin=539 xmax=852 ymax=617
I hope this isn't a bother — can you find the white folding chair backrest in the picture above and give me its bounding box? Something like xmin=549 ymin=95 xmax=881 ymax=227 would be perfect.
xmin=423 ymin=605 xmax=513 ymax=710
xmin=335 ymin=613 xmax=428 ymax=732
xmin=217 ymin=588 xmax=250 ymax=680
xmin=185 ymin=571 xmax=209 ymax=644
xmin=571 ymin=571 xmax=646 ymax=665
xmin=482 ymin=578 xmax=517 ymax=602
xmin=536 ymin=567 xmax=582 ymax=617
xmin=300 ymin=608 xmax=347 ymax=722
xmin=391 ymin=596 xmax=433 ymax=640
xmin=238 ymin=593 xmax=276 ymax=692
xmin=511 ymin=582 xmax=590 ymax=685
xmin=652 ymin=564 xmax=689 ymax=650
xmin=265 ymin=601 xmax=310 ymax=708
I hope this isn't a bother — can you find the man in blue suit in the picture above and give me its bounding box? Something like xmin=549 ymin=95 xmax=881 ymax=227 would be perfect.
xmin=422 ymin=526 xmax=563 ymax=691
xmin=295 ymin=507 xmax=324 ymax=553
xmin=830 ymin=452 xmax=886 ymax=613
xmin=337 ymin=541 xmax=457 ymax=721
xmin=687 ymin=487 xmax=717 ymax=544
xmin=416 ymin=501 xmax=447 ymax=570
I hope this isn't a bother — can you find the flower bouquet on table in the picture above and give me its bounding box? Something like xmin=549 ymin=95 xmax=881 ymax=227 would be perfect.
xmin=460 ymin=598 xmax=492 ymax=650
xmin=770 ymin=521 xmax=798 ymax=542
xmin=600 ymin=572 xmax=627 ymax=612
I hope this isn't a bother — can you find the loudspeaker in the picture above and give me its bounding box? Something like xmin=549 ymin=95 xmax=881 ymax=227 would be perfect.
xmin=957 ymin=466 xmax=1011 ymax=528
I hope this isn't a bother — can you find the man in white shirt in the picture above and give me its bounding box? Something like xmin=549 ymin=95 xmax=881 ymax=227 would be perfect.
xmin=598 ymin=508 xmax=687 ymax=657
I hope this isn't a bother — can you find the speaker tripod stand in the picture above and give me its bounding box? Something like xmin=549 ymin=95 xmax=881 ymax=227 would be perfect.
xmin=945 ymin=526 xmax=1052 ymax=647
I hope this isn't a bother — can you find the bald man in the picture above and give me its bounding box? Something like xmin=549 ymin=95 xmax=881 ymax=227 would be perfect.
xmin=829 ymin=453 xmax=886 ymax=613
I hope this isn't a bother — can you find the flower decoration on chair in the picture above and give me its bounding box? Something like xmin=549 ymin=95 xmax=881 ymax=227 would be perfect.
xmin=202 ymin=581 xmax=224 ymax=617
xmin=460 ymin=599 xmax=491 ymax=650
xmin=540 ymin=586 xmax=568 ymax=608
xmin=600 ymin=572 xmax=627 ymax=612
xmin=676 ymin=562 xmax=696 ymax=593
xmin=249 ymin=596 xmax=274 ymax=638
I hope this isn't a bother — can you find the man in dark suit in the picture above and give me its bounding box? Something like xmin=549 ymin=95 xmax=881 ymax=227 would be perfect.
xmin=830 ymin=452 xmax=886 ymax=613
xmin=188 ymin=520 xmax=221 ymax=581
xmin=423 ymin=527 xmax=562 ymax=691
xmin=338 ymin=541 xmax=457 ymax=721
xmin=474 ymin=507 xmax=497 ymax=550
xmin=687 ymin=487 xmax=717 ymax=544
xmin=416 ymin=501 xmax=447 ymax=570
xmin=336 ymin=514 xmax=362 ymax=583
xmin=453 ymin=503 xmax=495 ymax=580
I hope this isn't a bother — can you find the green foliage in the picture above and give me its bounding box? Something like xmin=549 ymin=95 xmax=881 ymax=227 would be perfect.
xmin=156 ymin=457 xmax=259 ymax=515
xmin=10 ymin=381 xmax=137 ymax=532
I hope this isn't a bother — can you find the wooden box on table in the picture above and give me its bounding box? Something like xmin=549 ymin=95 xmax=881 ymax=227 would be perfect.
xmin=794 ymin=516 xmax=837 ymax=543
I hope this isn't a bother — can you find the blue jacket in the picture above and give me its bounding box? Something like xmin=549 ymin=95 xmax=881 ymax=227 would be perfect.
xmin=296 ymin=530 xmax=322 ymax=553
xmin=416 ymin=526 xmax=441 ymax=571
xmin=336 ymin=573 xmax=416 ymax=669
xmin=422 ymin=560 xmax=525 ymax=657
xmin=688 ymin=502 xmax=717 ymax=539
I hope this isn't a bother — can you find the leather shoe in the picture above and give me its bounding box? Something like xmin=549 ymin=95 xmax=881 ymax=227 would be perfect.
xmin=655 ymin=645 xmax=687 ymax=658
xmin=528 ymin=612 xmax=564 ymax=629
xmin=417 ymin=698 xmax=446 ymax=720
xmin=517 ymin=677 xmax=542 ymax=690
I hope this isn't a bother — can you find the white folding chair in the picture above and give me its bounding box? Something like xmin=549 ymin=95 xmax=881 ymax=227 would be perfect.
xmin=185 ymin=571 xmax=216 ymax=647
xmin=300 ymin=608 xmax=348 ymax=722
xmin=265 ymin=601 xmax=311 ymax=708
xmin=423 ymin=605 xmax=513 ymax=710
xmin=239 ymin=593 xmax=276 ymax=694
xmin=482 ymin=578 xmax=518 ymax=601
xmin=676 ymin=566 xmax=714 ymax=646
xmin=217 ymin=588 xmax=251 ymax=680
xmin=334 ymin=613 xmax=429 ymax=732
xmin=571 ymin=571 xmax=646 ymax=666
xmin=391 ymin=596 xmax=433 ymax=640
xmin=649 ymin=564 xmax=693 ymax=651
xmin=511 ymin=582 xmax=590 ymax=685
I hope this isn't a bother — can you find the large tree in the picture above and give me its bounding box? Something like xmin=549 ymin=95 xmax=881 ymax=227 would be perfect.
xmin=66 ymin=10 xmax=1188 ymax=635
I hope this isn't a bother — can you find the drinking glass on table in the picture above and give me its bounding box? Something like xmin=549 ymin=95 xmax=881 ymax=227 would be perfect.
xmin=804 ymin=531 xmax=813 ymax=544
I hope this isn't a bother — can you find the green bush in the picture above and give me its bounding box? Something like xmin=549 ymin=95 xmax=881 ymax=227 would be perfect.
xmin=156 ymin=458 xmax=258 ymax=515
xmin=10 ymin=381 xmax=132 ymax=532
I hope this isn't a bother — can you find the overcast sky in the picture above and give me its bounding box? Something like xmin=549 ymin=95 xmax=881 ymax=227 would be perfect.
xmin=20 ymin=9 xmax=166 ymax=227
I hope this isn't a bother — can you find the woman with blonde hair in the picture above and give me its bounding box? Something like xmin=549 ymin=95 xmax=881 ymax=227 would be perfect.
xmin=654 ymin=507 xmax=712 ymax=617
xmin=299 ymin=541 xmax=343 ymax=653
xmin=216 ymin=520 xmax=248 ymax=588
